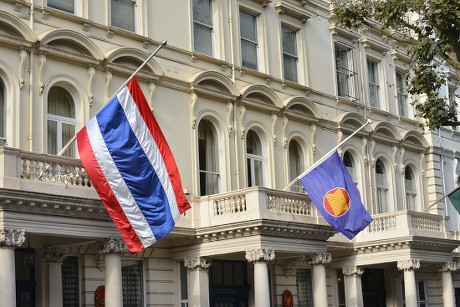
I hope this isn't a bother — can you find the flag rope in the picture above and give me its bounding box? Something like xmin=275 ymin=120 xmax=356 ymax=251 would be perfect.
xmin=57 ymin=40 xmax=167 ymax=157
xmin=283 ymin=119 xmax=371 ymax=191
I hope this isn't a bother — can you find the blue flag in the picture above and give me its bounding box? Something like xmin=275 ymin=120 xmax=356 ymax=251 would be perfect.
xmin=299 ymin=151 xmax=372 ymax=239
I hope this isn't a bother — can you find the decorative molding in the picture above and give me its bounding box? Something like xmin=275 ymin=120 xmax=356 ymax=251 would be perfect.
xmin=310 ymin=124 xmax=316 ymax=154
xmin=282 ymin=116 xmax=288 ymax=149
xmin=310 ymin=252 xmax=331 ymax=265
xmin=191 ymin=93 xmax=197 ymax=130
xmin=245 ymin=248 xmax=275 ymax=263
xmin=227 ymin=101 xmax=233 ymax=136
xmin=397 ymin=259 xmax=420 ymax=271
xmin=343 ymin=266 xmax=364 ymax=276
xmin=105 ymin=70 xmax=112 ymax=102
xmin=44 ymin=247 xmax=67 ymax=263
xmin=82 ymin=23 xmax=90 ymax=32
xmin=271 ymin=113 xmax=277 ymax=145
xmin=18 ymin=48 xmax=27 ymax=89
xmin=148 ymin=81 xmax=155 ymax=111
xmin=440 ymin=262 xmax=458 ymax=272
xmin=88 ymin=65 xmax=95 ymax=107
xmin=96 ymin=254 xmax=105 ymax=271
xmin=96 ymin=237 xmax=128 ymax=254
xmin=184 ymin=257 xmax=212 ymax=270
xmin=106 ymin=29 xmax=113 ymax=39
xmin=38 ymin=52 xmax=47 ymax=96
xmin=41 ymin=10 xmax=49 ymax=20
xmin=0 ymin=229 xmax=26 ymax=247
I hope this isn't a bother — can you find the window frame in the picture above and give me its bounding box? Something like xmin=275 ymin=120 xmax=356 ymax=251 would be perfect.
xmin=61 ymin=255 xmax=80 ymax=307
xmin=375 ymin=158 xmax=389 ymax=213
xmin=367 ymin=58 xmax=381 ymax=108
xmin=396 ymin=69 xmax=409 ymax=117
xmin=0 ymin=78 xmax=5 ymax=144
xmin=239 ymin=9 xmax=259 ymax=70
xmin=296 ymin=268 xmax=313 ymax=307
xmin=281 ymin=25 xmax=299 ymax=83
xmin=192 ymin=0 xmax=214 ymax=56
xmin=246 ymin=129 xmax=265 ymax=187
xmin=121 ymin=258 xmax=144 ymax=306
xmin=288 ymin=139 xmax=304 ymax=193
xmin=335 ymin=42 xmax=358 ymax=100
xmin=46 ymin=0 xmax=76 ymax=14
xmin=404 ymin=165 xmax=418 ymax=211
xmin=198 ymin=119 xmax=220 ymax=196
xmin=110 ymin=0 xmax=138 ymax=32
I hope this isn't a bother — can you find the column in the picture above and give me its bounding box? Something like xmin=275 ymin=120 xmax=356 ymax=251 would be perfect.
xmin=343 ymin=266 xmax=364 ymax=307
xmin=0 ymin=229 xmax=26 ymax=307
xmin=44 ymin=247 xmax=67 ymax=307
xmin=184 ymin=256 xmax=212 ymax=307
xmin=439 ymin=262 xmax=457 ymax=307
xmin=397 ymin=259 xmax=420 ymax=307
xmin=246 ymin=248 xmax=275 ymax=307
xmin=309 ymin=253 xmax=331 ymax=307
xmin=96 ymin=238 xmax=128 ymax=307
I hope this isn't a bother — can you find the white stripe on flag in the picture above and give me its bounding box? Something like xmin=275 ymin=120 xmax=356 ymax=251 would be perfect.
xmin=86 ymin=117 xmax=156 ymax=247
xmin=117 ymin=88 xmax=181 ymax=222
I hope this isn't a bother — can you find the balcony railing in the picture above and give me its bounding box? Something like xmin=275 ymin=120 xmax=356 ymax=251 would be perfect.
xmin=0 ymin=146 xmax=452 ymax=241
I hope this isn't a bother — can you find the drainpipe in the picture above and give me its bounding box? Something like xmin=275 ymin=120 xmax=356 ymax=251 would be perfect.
xmin=28 ymin=0 xmax=34 ymax=151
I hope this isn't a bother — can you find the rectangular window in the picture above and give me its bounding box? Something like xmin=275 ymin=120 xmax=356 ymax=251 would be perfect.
xmin=0 ymin=79 xmax=5 ymax=144
xmin=111 ymin=0 xmax=137 ymax=32
xmin=335 ymin=44 xmax=357 ymax=99
xmin=367 ymin=59 xmax=380 ymax=108
xmin=179 ymin=261 xmax=188 ymax=307
xmin=396 ymin=70 xmax=408 ymax=117
xmin=402 ymin=280 xmax=428 ymax=307
xmin=62 ymin=256 xmax=79 ymax=307
xmin=47 ymin=0 xmax=74 ymax=13
xmin=240 ymin=11 xmax=258 ymax=70
xmin=296 ymin=269 xmax=313 ymax=307
xmin=282 ymin=26 xmax=298 ymax=82
xmin=193 ymin=0 xmax=213 ymax=56
xmin=122 ymin=259 xmax=143 ymax=306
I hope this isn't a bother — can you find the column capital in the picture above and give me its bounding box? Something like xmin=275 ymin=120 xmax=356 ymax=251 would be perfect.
xmin=96 ymin=237 xmax=128 ymax=254
xmin=397 ymin=259 xmax=420 ymax=271
xmin=0 ymin=229 xmax=25 ymax=247
xmin=184 ymin=256 xmax=212 ymax=270
xmin=343 ymin=266 xmax=364 ymax=276
xmin=440 ymin=262 xmax=458 ymax=272
xmin=44 ymin=247 xmax=67 ymax=263
xmin=310 ymin=253 xmax=332 ymax=265
xmin=245 ymin=248 xmax=275 ymax=263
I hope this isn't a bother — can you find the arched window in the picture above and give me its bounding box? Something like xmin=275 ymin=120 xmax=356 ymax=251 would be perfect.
xmin=343 ymin=151 xmax=357 ymax=184
xmin=405 ymin=166 xmax=418 ymax=211
xmin=47 ymin=86 xmax=77 ymax=157
xmin=246 ymin=130 xmax=264 ymax=187
xmin=288 ymin=139 xmax=304 ymax=192
xmin=0 ymin=78 xmax=5 ymax=145
xmin=375 ymin=158 xmax=388 ymax=213
xmin=198 ymin=119 xmax=219 ymax=196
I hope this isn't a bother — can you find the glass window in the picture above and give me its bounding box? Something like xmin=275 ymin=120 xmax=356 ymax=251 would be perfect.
xmin=240 ymin=11 xmax=258 ymax=70
xmin=375 ymin=159 xmax=388 ymax=213
xmin=367 ymin=59 xmax=380 ymax=108
xmin=62 ymin=256 xmax=79 ymax=307
xmin=282 ymin=26 xmax=298 ymax=82
xmin=111 ymin=0 xmax=136 ymax=32
xmin=296 ymin=269 xmax=313 ymax=307
xmin=122 ymin=259 xmax=143 ymax=307
xmin=405 ymin=166 xmax=417 ymax=211
xmin=246 ymin=130 xmax=264 ymax=187
xmin=335 ymin=44 xmax=357 ymax=99
xmin=396 ymin=70 xmax=408 ymax=117
xmin=47 ymin=0 xmax=74 ymax=13
xmin=343 ymin=152 xmax=357 ymax=184
xmin=193 ymin=0 xmax=213 ymax=56
xmin=288 ymin=140 xmax=304 ymax=192
xmin=47 ymin=86 xmax=76 ymax=157
xmin=198 ymin=119 xmax=220 ymax=196
xmin=179 ymin=261 xmax=188 ymax=307
xmin=402 ymin=280 xmax=427 ymax=307
xmin=0 ymin=78 xmax=5 ymax=144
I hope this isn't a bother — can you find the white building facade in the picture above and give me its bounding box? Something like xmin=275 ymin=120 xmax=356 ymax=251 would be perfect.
xmin=0 ymin=1 xmax=459 ymax=306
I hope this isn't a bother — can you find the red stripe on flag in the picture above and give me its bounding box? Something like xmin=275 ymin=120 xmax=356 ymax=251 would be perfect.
xmin=76 ymin=126 xmax=145 ymax=253
xmin=127 ymin=78 xmax=191 ymax=214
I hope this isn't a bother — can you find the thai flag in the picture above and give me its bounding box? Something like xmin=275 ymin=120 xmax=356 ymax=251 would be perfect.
xmin=77 ymin=77 xmax=191 ymax=253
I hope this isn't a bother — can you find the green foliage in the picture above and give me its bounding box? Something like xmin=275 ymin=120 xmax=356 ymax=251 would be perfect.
xmin=332 ymin=0 xmax=460 ymax=129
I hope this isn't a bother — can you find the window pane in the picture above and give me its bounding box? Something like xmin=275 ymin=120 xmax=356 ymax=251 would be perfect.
xmin=241 ymin=40 xmax=258 ymax=70
xmin=240 ymin=12 xmax=256 ymax=41
xmin=396 ymin=71 xmax=408 ymax=116
xmin=193 ymin=0 xmax=213 ymax=55
xmin=246 ymin=131 xmax=261 ymax=155
xmin=254 ymin=159 xmax=263 ymax=186
xmin=296 ymin=269 xmax=313 ymax=307
xmin=283 ymin=27 xmax=298 ymax=82
xmin=48 ymin=120 xmax=57 ymax=155
xmin=62 ymin=123 xmax=75 ymax=157
xmin=47 ymin=0 xmax=74 ymax=13
xmin=240 ymin=11 xmax=258 ymax=69
xmin=194 ymin=24 xmax=213 ymax=55
xmin=48 ymin=87 xmax=74 ymax=117
xmin=62 ymin=256 xmax=79 ymax=307
xmin=0 ymin=79 xmax=4 ymax=139
xmin=198 ymin=120 xmax=219 ymax=196
xmin=111 ymin=0 xmax=136 ymax=32
xmin=122 ymin=260 xmax=143 ymax=307
xmin=289 ymin=140 xmax=303 ymax=192
xmin=367 ymin=60 xmax=380 ymax=108
xmin=179 ymin=261 xmax=188 ymax=300
xmin=193 ymin=0 xmax=212 ymax=25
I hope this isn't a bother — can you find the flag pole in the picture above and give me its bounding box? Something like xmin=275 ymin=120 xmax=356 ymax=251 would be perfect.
xmin=423 ymin=186 xmax=459 ymax=212
xmin=57 ymin=40 xmax=168 ymax=157
xmin=283 ymin=119 xmax=371 ymax=191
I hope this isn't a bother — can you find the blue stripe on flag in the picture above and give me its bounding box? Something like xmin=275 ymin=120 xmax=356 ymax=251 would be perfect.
xmin=96 ymin=96 xmax=174 ymax=239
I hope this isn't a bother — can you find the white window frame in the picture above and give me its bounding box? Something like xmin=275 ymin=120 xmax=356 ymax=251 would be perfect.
xmin=198 ymin=119 xmax=220 ymax=196
xmin=335 ymin=42 xmax=357 ymax=100
xmin=246 ymin=130 xmax=264 ymax=187
xmin=375 ymin=158 xmax=389 ymax=213
xmin=47 ymin=0 xmax=76 ymax=14
xmin=0 ymin=77 xmax=5 ymax=145
xmin=396 ymin=70 xmax=409 ymax=117
xmin=110 ymin=0 xmax=138 ymax=32
xmin=239 ymin=9 xmax=259 ymax=70
xmin=192 ymin=0 xmax=214 ymax=56
xmin=281 ymin=25 xmax=298 ymax=83
xmin=179 ymin=261 xmax=188 ymax=307
xmin=121 ymin=258 xmax=144 ymax=306
xmin=288 ymin=139 xmax=304 ymax=193
xmin=404 ymin=165 xmax=418 ymax=211
xmin=367 ymin=58 xmax=381 ymax=108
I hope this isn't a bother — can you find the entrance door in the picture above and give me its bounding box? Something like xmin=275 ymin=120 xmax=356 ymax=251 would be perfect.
xmin=209 ymin=260 xmax=249 ymax=307
xmin=362 ymin=269 xmax=386 ymax=307
xmin=15 ymin=249 xmax=36 ymax=307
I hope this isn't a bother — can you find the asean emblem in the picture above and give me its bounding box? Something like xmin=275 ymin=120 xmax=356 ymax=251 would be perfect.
xmin=323 ymin=187 xmax=350 ymax=216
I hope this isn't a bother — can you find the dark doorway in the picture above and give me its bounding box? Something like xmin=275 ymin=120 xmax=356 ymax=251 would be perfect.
xmin=362 ymin=269 xmax=386 ymax=307
xmin=209 ymin=260 xmax=250 ymax=307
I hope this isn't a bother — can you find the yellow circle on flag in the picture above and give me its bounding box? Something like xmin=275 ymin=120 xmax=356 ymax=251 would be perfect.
xmin=323 ymin=187 xmax=350 ymax=216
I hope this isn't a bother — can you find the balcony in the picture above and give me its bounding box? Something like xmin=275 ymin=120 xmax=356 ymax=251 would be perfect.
xmin=0 ymin=146 xmax=452 ymax=243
